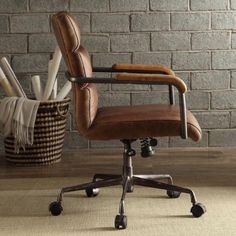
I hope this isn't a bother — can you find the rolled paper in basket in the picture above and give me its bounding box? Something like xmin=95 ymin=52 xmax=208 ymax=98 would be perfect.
xmin=31 ymin=75 xmax=43 ymax=100
xmin=56 ymin=81 xmax=71 ymax=101
xmin=42 ymin=46 xmax=62 ymax=101
xmin=0 ymin=67 xmax=17 ymax=97
xmin=0 ymin=57 xmax=27 ymax=98
xmin=50 ymin=78 xmax=57 ymax=100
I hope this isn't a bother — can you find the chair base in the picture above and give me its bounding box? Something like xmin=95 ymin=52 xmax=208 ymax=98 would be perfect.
xmin=49 ymin=139 xmax=206 ymax=229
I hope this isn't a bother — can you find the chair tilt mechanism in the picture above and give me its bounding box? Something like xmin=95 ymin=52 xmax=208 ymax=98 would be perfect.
xmin=49 ymin=11 xmax=206 ymax=230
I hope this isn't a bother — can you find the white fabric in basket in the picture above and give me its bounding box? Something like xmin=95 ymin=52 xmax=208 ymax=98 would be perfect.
xmin=0 ymin=97 xmax=40 ymax=152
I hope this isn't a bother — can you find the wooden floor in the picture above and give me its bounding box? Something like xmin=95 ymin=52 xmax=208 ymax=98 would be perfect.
xmin=0 ymin=147 xmax=236 ymax=186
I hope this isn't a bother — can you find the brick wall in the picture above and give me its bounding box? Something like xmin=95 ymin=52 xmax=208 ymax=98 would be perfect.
xmin=0 ymin=0 xmax=236 ymax=149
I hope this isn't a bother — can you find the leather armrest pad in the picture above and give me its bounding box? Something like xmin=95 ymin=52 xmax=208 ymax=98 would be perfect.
xmin=112 ymin=63 xmax=175 ymax=76
xmin=116 ymin=73 xmax=187 ymax=93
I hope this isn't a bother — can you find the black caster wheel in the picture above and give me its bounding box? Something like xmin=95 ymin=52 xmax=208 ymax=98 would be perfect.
xmin=167 ymin=190 xmax=181 ymax=198
xmin=49 ymin=201 xmax=63 ymax=216
xmin=191 ymin=203 xmax=206 ymax=218
xmin=85 ymin=188 xmax=99 ymax=197
xmin=114 ymin=215 xmax=127 ymax=230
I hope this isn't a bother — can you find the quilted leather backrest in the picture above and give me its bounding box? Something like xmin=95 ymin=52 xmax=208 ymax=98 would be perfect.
xmin=52 ymin=11 xmax=98 ymax=134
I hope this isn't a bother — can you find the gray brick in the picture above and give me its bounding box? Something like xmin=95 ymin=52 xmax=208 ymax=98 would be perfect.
xmin=132 ymin=92 xmax=169 ymax=105
xmin=111 ymin=33 xmax=150 ymax=52
xmin=152 ymin=32 xmax=190 ymax=51
xmin=231 ymin=0 xmax=236 ymax=9
xmin=14 ymin=73 xmax=31 ymax=95
xmin=81 ymin=35 xmax=109 ymax=53
xmin=212 ymin=51 xmax=236 ymax=69
xmin=110 ymin=0 xmax=148 ymax=12
xmin=209 ymin=130 xmax=236 ymax=147
xmin=0 ymin=0 xmax=27 ymax=13
xmin=151 ymin=0 xmax=188 ymax=11
xmin=230 ymin=111 xmax=236 ymax=127
xmin=92 ymin=14 xmax=129 ymax=33
xmin=171 ymin=13 xmax=210 ymax=31
xmin=93 ymin=53 xmax=131 ymax=67
xmin=173 ymin=52 xmax=211 ymax=70
xmin=29 ymin=34 xmax=57 ymax=53
xmin=211 ymin=90 xmax=236 ymax=109
xmin=212 ymin=13 xmax=236 ymax=29
xmin=192 ymin=32 xmax=230 ymax=50
xmin=231 ymin=33 xmax=236 ymax=49
xmin=152 ymin=72 xmax=190 ymax=91
xmin=71 ymin=0 xmax=109 ymax=12
xmin=191 ymin=71 xmax=230 ymax=90
xmin=112 ymin=84 xmax=150 ymax=91
xmin=11 ymin=15 xmax=50 ymax=33
xmin=12 ymin=54 xmax=50 ymax=73
xmin=30 ymin=0 xmax=69 ymax=12
xmin=131 ymin=13 xmax=170 ymax=32
xmin=191 ymin=0 xmax=228 ymax=10
xmin=74 ymin=14 xmax=90 ymax=33
xmin=193 ymin=111 xmax=230 ymax=129
xmin=99 ymin=93 xmax=130 ymax=107
xmin=0 ymin=16 xmax=9 ymax=33
xmin=170 ymin=131 xmax=208 ymax=147
xmin=133 ymin=52 xmax=171 ymax=67
xmin=231 ymin=71 xmax=236 ymax=88
xmin=175 ymin=72 xmax=190 ymax=89
xmin=64 ymin=132 xmax=88 ymax=149
xmin=186 ymin=91 xmax=210 ymax=110
xmin=0 ymin=35 xmax=27 ymax=53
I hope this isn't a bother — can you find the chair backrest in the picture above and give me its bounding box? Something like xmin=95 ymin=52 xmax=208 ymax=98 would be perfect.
xmin=52 ymin=12 xmax=98 ymax=135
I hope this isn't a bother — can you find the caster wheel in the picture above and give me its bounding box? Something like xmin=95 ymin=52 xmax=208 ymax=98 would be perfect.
xmin=114 ymin=215 xmax=127 ymax=230
xmin=191 ymin=203 xmax=206 ymax=218
xmin=85 ymin=188 xmax=99 ymax=197
xmin=49 ymin=201 xmax=63 ymax=216
xmin=167 ymin=190 xmax=181 ymax=198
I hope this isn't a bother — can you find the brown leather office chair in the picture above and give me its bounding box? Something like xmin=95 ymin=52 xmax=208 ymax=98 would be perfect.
xmin=49 ymin=11 xmax=206 ymax=229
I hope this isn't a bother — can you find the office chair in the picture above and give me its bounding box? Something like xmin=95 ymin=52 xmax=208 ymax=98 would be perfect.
xmin=49 ymin=12 xmax=206 ymax=229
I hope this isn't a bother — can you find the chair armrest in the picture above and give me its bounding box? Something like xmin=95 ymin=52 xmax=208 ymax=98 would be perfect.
xmin=112 ymin=63 xmax=175 ymax=76
xmin=67 ymin=71 xmax=188 ymax=139
xmin=115 ymin=73 xmax=187 ymax=93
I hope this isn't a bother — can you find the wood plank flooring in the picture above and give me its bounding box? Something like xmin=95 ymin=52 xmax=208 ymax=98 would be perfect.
xmin=0 ymin=147 xmax=236 ymax=186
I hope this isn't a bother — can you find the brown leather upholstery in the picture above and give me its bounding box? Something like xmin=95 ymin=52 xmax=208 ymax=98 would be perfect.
xmin=52 ymin=11 xmax=202 ymax=142
xmin=112 ymin=63 xmax=176 ymax=76
xmin=86 ymin=105 xmax=201 ymax=141
xmin=116 ymin=73 xmax=187 ymax=93
xmin=52 ymin=11 xmax=98 ymax=133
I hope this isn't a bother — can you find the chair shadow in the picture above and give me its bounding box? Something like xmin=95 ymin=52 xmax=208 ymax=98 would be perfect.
xmin=80 ymin=227 xmax=116 ymax=232
xmin=161 ymin=214 xmax=193 ymax=219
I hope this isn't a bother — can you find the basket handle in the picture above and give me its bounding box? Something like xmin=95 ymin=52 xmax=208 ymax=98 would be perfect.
xmin=56 ymin=104 xmax=69 ymax=118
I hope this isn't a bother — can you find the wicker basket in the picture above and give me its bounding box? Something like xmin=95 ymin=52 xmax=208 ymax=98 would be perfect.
xmin=4 ymin=97 xmax=70 ymax=165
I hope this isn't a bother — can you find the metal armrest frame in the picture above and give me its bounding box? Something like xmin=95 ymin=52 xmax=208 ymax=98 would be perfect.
xmin=66 ymin=72 xmax=188 ymax=139
xmin=93 ymin=66 xmax=175 ymax=105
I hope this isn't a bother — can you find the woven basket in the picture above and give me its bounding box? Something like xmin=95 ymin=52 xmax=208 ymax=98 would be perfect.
xmin=4 ymin=97 xmax=70 ymax=165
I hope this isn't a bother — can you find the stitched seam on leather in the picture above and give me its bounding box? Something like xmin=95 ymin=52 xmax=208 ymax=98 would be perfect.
xmin=67 ymin=15 xmax=80 ymax=52
xmin=66 ymin=16 xmax=87 ymax=77
xmin=55 ymin=15 xmax=74 ymax=75
xmin=187 ymin=123 xmax=202 ymax=135
xmin=85 ymin=86 xmax=91 ymax=126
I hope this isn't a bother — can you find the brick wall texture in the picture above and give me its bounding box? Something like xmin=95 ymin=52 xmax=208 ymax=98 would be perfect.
xmin=0 ymin=0 xmax=236 ymax=149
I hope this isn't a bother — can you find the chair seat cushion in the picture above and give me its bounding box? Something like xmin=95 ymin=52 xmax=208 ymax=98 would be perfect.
xmin=85 ymin=104 xmax=202 ymax=142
